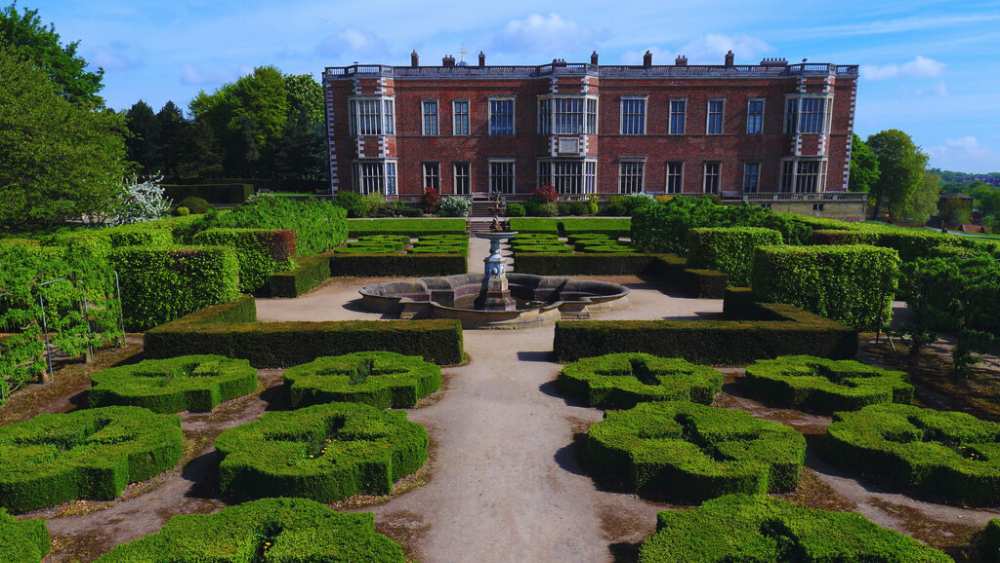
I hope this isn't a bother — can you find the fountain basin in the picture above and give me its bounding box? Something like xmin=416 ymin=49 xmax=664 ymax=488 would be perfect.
xmin=359 ymin=273 xmax=630 ymax=329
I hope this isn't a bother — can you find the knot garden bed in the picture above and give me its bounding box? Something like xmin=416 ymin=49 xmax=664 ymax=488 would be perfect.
xmin=95 ymin=497 xmax=405 ymax=562
xmin=284 ymin=351 xmax=442 ymax=408
xmin=585 ymin=401 xmax=805 ymax=502
xmin=558 ymin=353 xmax=722 ymax=409
xmin=823 ymin=403 xmax=1000 ymax=506
xmin=89 ymin=354 xmax=258 ymax=413
xmin=743 ymin=355 xmax=913 ymax=414
xmin=638 ymin=494 xmax=951 ymax=562
xmin=0 ymin=509 xmax=49 ymax=562
xmin=0 ymin=406 xmax=183 ymax=513
xmin=215 ymin=402 xmax=428 ymax=502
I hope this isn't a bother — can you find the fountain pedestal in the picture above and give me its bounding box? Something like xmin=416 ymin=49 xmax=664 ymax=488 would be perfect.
xmin=473 ymin=232 xmax=518 ymax=311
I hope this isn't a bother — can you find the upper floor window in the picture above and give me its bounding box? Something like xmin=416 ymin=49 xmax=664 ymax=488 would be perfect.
xmin=706 ymin=99 xmax=724 ymax=135
xmin=539 ymin=97 xmax=597 ymax=135
xmin=489 ymin=98 xmax=515 ymax=136
xmin=666 ymin=161 xmax=683 ymax=193
xmin=743 ymin=162 xmax=760 ymax=193
xmin=784 ymin=99 xmax=798 ymax=135
xmin=422 ymin=100 xmax=439 ymax=136
xmin=453 ymin=100 xmax=469 ymax=136
xmin=538 ymin=99 xmax=551 ymax=135
xmin=799 ymin=98 xmax=826 ymax=134
xmin=586 ymin=98 xmax=598 ymax=134
xmin=703 ymin=161 xmax=721 ymax=194
xmin=746 ymin=99 xmax=764 ymax=135
xmin=348 ymin=97 xmax=395 ymax=136
xmin=554 ymin=98 xmax=584 ymax=135
xmin=618 ymin=160 xmax=645 ymax=193
xmin=620 ymin=97 xmax=646 ymax=135
xmin=669 ymin=99 xmax=686 ymax=135
xmin=422 ymin=161 xmax=440 ymax=190
xmin=489 ymin=160 xmax=515 ymax=193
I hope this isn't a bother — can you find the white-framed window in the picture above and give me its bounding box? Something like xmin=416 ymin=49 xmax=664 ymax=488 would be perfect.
xmin=352 ymin=160 xmax=396 ymax=195
xmin=453 ymin=162 xmax=470 ymax=195
xmin=618 ymin=160 xmax=645 ymax=193
xmin=703 ymin=161 xmax=721 ymax=194
xmin=746 ymin=98 xmax=764 ymax=135
xmin=538 ymin=96 xmax=598 ymax=135
xmin=620 ymin=97 xmax=646 ymax=135
xmin=422 ymin=100 xmax=439 ymax=136
xmin=385 ymin=161 xmax=397 ymax=195
xmin=781 ymin=160 xmax=795 ymax=192
xmin=743 ymin=162 xmax=761 ymax=193
xmin=489 ymin=98 xmax=515 ymax=136
xmin=452 ymin=100 xmax=469 ymax=136
xmin=799 ymin=98 xmax=826 ymax=134
xmin=422 ymin=161 xmax=440 ymax=190
xmin=706 ymin=99 xmax=724 ymax=135
xmin=554 ymin=97 xmax=584 ymax=135
xmin=784 ymin=99 xmax=798 ymax=135
xmin=489 ymin=159 xmax=515 ymax=193
xmin=538 ymin=98 xmax=551 ymax=135
xmin=348 ymin=97 xmax=395 ymax=136
xmin=780 ymin=159 xmax=828 ymax=193
xmin=584 ymin=160 xmax=596 ymax=193
xmin=536 ymin=159 xmax=597 ymax=194
xmin=586 ymin=98 xmax=598 ymax=134
xmin=669 ymin=99 xmax=686 ymax=135
xmin=666 ymin=161 xmax=683 ymax=193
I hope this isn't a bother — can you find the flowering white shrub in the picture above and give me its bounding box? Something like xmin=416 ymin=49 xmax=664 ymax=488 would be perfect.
xmin=437 ymin=196 xmax=471 ymax=217
xmin=112 ymin=174 xmax=172 ymax=224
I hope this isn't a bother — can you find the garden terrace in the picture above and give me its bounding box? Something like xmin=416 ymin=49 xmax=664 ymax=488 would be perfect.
xmin=557 ymin=353 xmax=723 ymax=408
xmin=284 ymin=351 xmax=442 ymax=408
xmin=0 ymin=406 xmax=183 ymax=513
xmin=215 ymin=402 xmax=428 ymax=502
xmin=0 ymin=509 xmax=49 ymax=562
xmin=638 ymin=494 xmax=951 ymax=562
xmin=88 ymin=355 xmax=259 ymax=413
xmin=585 ymin=401 xmax=806 ymax=502
xmin=95 ymin=498 xmax=405 ymax=562
xmin=823 ymin=403 xmax=1000 ymax=506
xmin=742 ymin=355 xmax=913 ymax=414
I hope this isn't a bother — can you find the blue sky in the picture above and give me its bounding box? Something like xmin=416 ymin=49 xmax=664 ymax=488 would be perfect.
xmin=29 ymin=0 xmax=1000 ymax=172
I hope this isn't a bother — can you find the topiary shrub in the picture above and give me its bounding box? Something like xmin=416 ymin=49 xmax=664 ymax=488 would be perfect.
xmin=0 ymin=407 xmax=183 ymax=513
xmin=638 ymin=494 xmax=951 ymax=562
xmin=174 ymin=206 xmax=190 ymax=216
xmin=177 ymin=195 xmax=212 ymax=214
xmin=284 ymin=352 xmax=442 ymax=408
xmin=823 ymin=403 xmax=1000 ymax=506
xmin=687 ymin=227 xmax=783 ymax=286
xmin=506 ymin=202 xmax=526 ymax=217
xmin=585 ymin=401 xmax=805 ymax=502
xmin=213 ymin=195 xmax=348 ymax=256
xmin=216 ymin=402 xmax=428 ymax=502
xmin=193 ymin=228 xmax=296 ymax=293
xmin=0 ymin=508 xmax=49 ymax=562
xmin=742 ymin=355 xmax=913 ymax=414
xmin=95 ymin=497 xmax=405 ymax=562
xmin=89 ymin=355 xmax=258 ymax=413
xmin=558 ymin=354 xmax=722 ymax=409
xmin=982 ymin=519 xmax=1000 ymax=562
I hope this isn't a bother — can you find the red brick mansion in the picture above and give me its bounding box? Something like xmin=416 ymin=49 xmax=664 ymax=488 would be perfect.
xmin=323 ymin=50 xmax=865 ymax=217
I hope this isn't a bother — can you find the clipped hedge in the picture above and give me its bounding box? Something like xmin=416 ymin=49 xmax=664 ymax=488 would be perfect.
xmin=144 ymin=296 xmax=465 ymax=366
xmin=743 ymin=355 xmax=912 ymax=414
xmin=0 ymin=509 xmax=49 ymax=562
xmin=638 ymin=494 xmax=951 ymax=562
xmin=687 ymin=226 xmax=783 ymax=286
xmin=193 ymin=227 xmax=296 ymax=293
xmin=162 ymin=183 xmax=253 ymax=205
xmin=515 ymin=252 xmax=663 ymax=276
xmin=561 ymin=217 xmax=631 ymax=236
xmin=267 ymin=252 xmax=332 ymax=297
xmin=285 ymin=351 xmax=442 ymax=408
xmin=89 ymin=355 xmax=258 ymax=413
xmin=95 ymin=497 xmax=405 ymax=562
xmin=983 ymin=519 xmax=1000 ymax=563
xmin=751 ymin=244 xmax=900 ymax=330
xmin=823 ymin=403 xmax=1000 ymax=506
xmin=331 ymin=253 xmax=467 ymax=277
xmin=558 ymin=353 xmax=722 ymax=408
xmin=216 ymin=402 xmax=428 ymax=502
xmin=213 ymin=195 xmax=348 ymax=256
xmin=0 ymin=406 xmax=183 ymax=513
xmin=347 ymin=218 xmax=466 ymax=237
xmin=509 ymin=217 xmax=560 ymax=233
xmin=110 ymin=245 xmax=240 ymax=330
xmin=585 ymin=401 xmax=805 ymax=502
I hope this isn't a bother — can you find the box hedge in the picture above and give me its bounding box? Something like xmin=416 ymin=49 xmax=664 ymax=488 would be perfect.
xmin=193 ymin=228 xmax=296 ymax=293
xmin=585 ymin=401 xmax=805 ymax=502
xmin=743 ymin=355 xmax=913 ymax=414
xmin=561 ymin=217 xmax=631 ymax=236
xmin=331 ymin=253 xmax=467 ymax=277
xmin=0 ymin=406 xmax=183 ymax=513
xmin=751 ymin=244 xmax=900 ymax=330
xmin=555 ymin=301 xmax=858 ymax=364
xmin=284 ymin=351 xmax=442 ymax=408
xmin=509 ymin=217 xmax=560 ymax=233
xmin=347 ymin=218 xmax=466 ymax=237
xmin=267 ymin=252 xmax=332 ymax=297
xmin=823 ymin=403 xmax=1000 ymax=506
xmin=558 ymin=354 xmax=723 ymax=409
xmin=89 ymin=355 xmax=258 ymax=413
xmin=144 ymin=295 xmax=465 ymax=366
xmin=213 ymin=195 xmax=348 ymax=256
xmin=638 ymin=494 xmax=951 ymax=562
xmin=162 ymin=183 xmax=253 ymax=205
xmin=983 ymin=519 xmax=1000 ymax=562
xmin=95 ymin=497 xmax=405 ymax=562
xmin=687 ymin=227 xmax=783 ymax=286
xmin=0 ymin=509 xmax=49 ymax=562
xmin=514 ymin=252 xmax=663 ymax=276
xmin=216 ymin=402 xmax=428 ymax=502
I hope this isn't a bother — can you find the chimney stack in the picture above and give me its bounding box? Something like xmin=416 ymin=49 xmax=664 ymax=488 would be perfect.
xmin=643 ymin=50 xmax=653 ymax=67
xmin=590 ymin=51 xmax=599 ymax=65
xmin=410 ymin=50 xmax=419 ymax=67
xmin=675 ymin=54 xmax=688 ymax=66
xmin=478 ymin=51 xmax=486 ymax=67
xmin=724 ymin=50 xmax=735 ymax=66
xmin=442 ymin=54 xmax=455 ymax=67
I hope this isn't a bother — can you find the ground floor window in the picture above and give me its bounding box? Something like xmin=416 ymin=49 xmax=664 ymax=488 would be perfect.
xmin=743 ymin=162 xmax=760 ymax=193
xmin=537 ymin=159 xmax=597 ymax=195
xmin=453 ymin=162 xmax=470 ymax=195
xmin=422 ymin=162 xmax=440 ymax=190
xmin=780 ymin=159 xmax=828 ymax=193
xmin=618 ymin=161 xmax=644 ymax=194
xmin=353 ymin=160 xmax=397 ymax=195
xmin=489 ymin=160 xmax=515 ymax=194
xmin=703 ymin=161 xmax=721 ymax=194
xmin=666 ymin=161 xmax=683 ymax=193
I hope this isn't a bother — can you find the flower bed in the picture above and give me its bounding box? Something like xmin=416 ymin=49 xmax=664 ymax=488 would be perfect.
xmin=0 ymin=509 xmax=49 ymax=562
xmin=284 ymin=352 xmax=442 ymax=408
xmin=585 ymin=401 xmax=805 ymax=502
xmin=558 ymin=353 xmax=722 ymax=409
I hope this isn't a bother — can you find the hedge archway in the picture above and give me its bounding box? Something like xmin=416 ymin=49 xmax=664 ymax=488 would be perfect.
xmin=284 ymin=352 xmax=442 ymax=409
xmin=558 ymin=354 xmax=723 ymax=409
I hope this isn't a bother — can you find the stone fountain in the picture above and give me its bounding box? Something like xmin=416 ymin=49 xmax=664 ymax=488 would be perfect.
xmin=473 ymin=228 xmax=518 ymax=311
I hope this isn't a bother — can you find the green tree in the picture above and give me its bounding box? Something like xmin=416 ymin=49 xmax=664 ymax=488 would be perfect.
xmin=893 ymin=170 xmax=940 ymax=225
xmin=125 ymin=100 xmax=161 ymax=175
xmin=156 ymin=102 xmax=188 ymax=178
xmin=848 ymin=133 xmax=879 ymax=193
xmin=175 ymin=118 xmax=223 ymax=179
xmin=0 ymin=2 xmax=104 ymax=108
xmin=0 ymin=50 xmax=126 ymax=229
xmin=867 ymin=129 xmax=928 ymax=222
xmin=968 ymin=181 xmax=1000 ymax=218
xmin=284 ymin=73 xmax=324 ymax=125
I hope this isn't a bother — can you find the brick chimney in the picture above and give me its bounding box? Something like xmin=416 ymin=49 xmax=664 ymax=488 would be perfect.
xmin=725 ymin=50 xmax=735 ymax=66
xmin=643 ymin=50 xmax=653 ymax=67
xmin=760 ymin=57 xmax=788 ymax=67
xmin=410 ymin=50 xmax=419 ymax=67
xmin=590 ymin=51 xmax=599 ymax=65
xmin=675 ymin=54 xmax=688 ymax=66
xmin=478 ymin=51 xmax=486 ymax=67
xmin=442 ymin=54 xmax=455 ymax=67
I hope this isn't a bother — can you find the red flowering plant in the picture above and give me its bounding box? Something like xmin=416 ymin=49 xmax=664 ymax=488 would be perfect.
xmin=422 ymin=187 xmax=441 ymax=213
xmin=533 ymin=184 xmax=559 ymax=204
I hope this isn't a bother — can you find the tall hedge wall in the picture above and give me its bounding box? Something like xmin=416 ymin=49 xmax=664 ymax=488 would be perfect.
xmin=162 ymin=183 xmax=253 ymax=205
xmin=751 ymin=244 xmax=900 ymax=330
xmin=213 ymin=195 xmax=348 ymax=256
xmin=110 ymin=245 xmax=241 ymax=330
xmin=193 ymin=228 xmax=296 ymax=293
xmin=268 ymin=252 xmax=333 ymax=297
xmin=331 ymin=253 xmax=467 ymax=277
xmin=686 ymin=227 xmax=783 ymax=286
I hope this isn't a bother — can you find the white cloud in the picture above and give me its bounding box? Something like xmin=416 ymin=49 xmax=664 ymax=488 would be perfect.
xmin=316 ymin=28 xmax=387 ymax=58
xmin=179 ymin=64 xmax=242 ymax=86
xmin=795 ymin=13 xmax=1000 ymax=39
xmin=496 ymin=13 xmax=595 ymax=55
xmin=929 ymin=136 xmax=990 ymax=159
xmin=680 ymin=33 xmax=772 ymax=63
xmin=927 ymin=136 xmax=998 ymax=172
xmin=86 ymin=41 xmax=143 ymax=72
xmin=864 ymin=56 xmax=945 ymax=80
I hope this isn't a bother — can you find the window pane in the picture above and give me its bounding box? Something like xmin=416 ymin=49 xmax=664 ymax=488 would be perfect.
xmin=386 ymin=162 xmax=397 ymax=195
xmin=746 ymin=99 xmax=763 ymax=134
xmin=781 ymin=161 xmax=795 ymax=192
xmin=800 ymin=98 xmax=825 ymax=134
xmin=490 ymin=99 xmax=514 ymax=136
xmin=423 ymin=162 xmax=440 ymax=189
xmin=707 ymin=100 xmax=723 ymax=135
xmin=383 ymin=100 xmax=395 ymax=134
xmin=703 ymin=162 xmax=720 ymax=193
xmin=743 ymin=162 xmax=760 ymax=192
xmin=586 ymin=99 xmax=598 ymax=134
xmin=538 ymin=99 xmax=551 ymax=135
xmin=453 ymin=162 xmax=470 ymax=195
xmin=621 ymin=98 xmax=645 ymax=135
xmin=423 ymin=101 xmax=438 ymax=135
xmin=667 ymin=161 xmax=683 ymax=193
xmin=670 ymin=100 xmax=686 ymax=135
xmin=490 ymin=161 xmax=514 ymax=193
xmin=584 ymin=161 xmax=596 ymax=193
xmin=618 ymin=161 xmax=644 ymax=193
xmin=785 ymin=99 xmax=798 ymax=135
xmin=453 ymin=101 xmax=469 ymax=136
xmin=795 ymin=160 xmax=821 ymax=192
